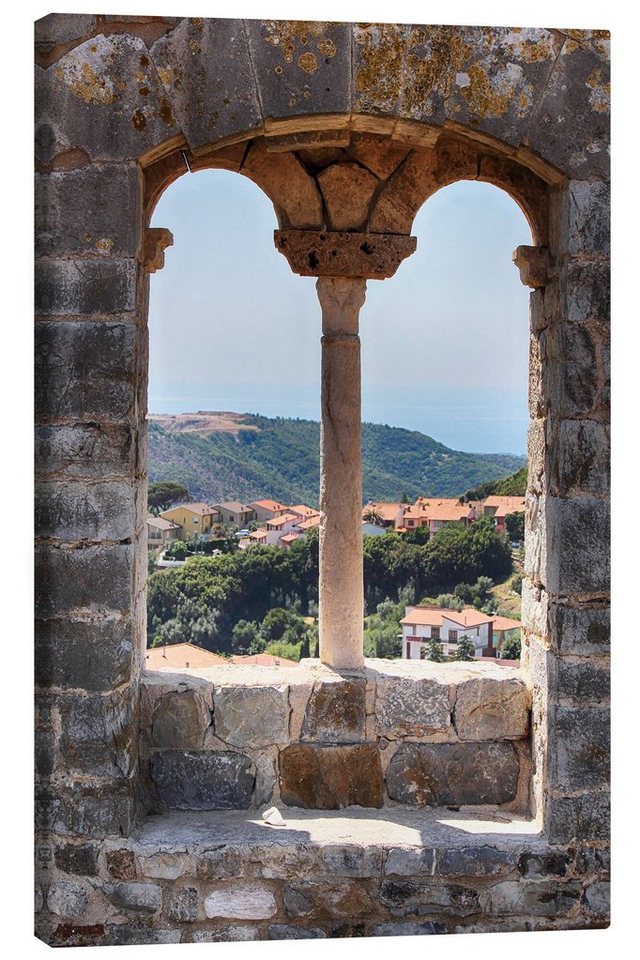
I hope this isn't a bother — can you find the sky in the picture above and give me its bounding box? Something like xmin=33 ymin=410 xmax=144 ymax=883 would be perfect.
xmin=149 ymin=166 xmax=532 ymax=455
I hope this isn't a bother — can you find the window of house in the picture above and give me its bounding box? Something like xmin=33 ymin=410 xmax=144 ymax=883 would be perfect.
xmin=449 ymin=629 xmax=458 ymax=641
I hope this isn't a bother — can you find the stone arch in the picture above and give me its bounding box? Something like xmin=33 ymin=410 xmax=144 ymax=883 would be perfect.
xmin=35 ymin=15 xmax=610 ymax=945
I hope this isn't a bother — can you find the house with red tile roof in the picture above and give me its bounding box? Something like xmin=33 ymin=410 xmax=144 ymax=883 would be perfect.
xmin=401 ymin=606 xmax=506 ymax=659
xmin=145 ymin=642 xmax=229 ymax=672
xmin=482 ymin=496 xmax=526 ymax=533
xmin=247 ymin=499 xmax=289 ymax=523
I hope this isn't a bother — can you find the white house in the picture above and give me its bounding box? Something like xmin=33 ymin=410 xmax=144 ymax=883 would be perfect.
xmin=263 ymin=512 xmax=301 ymax=545
xmin=400 ymin=606 xmax=499 ymax=659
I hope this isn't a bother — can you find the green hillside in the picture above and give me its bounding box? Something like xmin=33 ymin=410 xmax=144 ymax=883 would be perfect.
xmin=148 ymin=413 xmax=526 ymax=506
xmin=463 ymin=466 xmax=528 ymax=501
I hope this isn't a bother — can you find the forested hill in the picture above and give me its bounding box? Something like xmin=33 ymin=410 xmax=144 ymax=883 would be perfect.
xmin=148 ymin=412 xmax=526 ymax=507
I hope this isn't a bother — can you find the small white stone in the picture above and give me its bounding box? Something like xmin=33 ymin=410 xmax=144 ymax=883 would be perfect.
xmin=262 ymin=806 xmax=286 ymax=826
xmin=204 ymin=885 xmax=277 ymax=920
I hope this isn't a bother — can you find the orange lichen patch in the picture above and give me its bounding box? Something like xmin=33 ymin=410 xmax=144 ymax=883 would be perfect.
xmin=586 ymin=68 xmax=610 ymax=114
xmin=159 ymin=97 xmax=176 ymax=126
xmin=403 ymin=30 xmax=473 ymax=114
xmin=318 ymin=38 xmax=337 ymax=58
xmin=131 ymin=109 xmax=147 ymax=130
xmin=460 ymin=63 xmax=512 ymax=118
xmin=37 ymin=147 xmax=92 ymax=173
xmin=54 ymin=57 xmax=117 ymax=105
xmin=95 ymin=238 xmax=114 ymax=253
xmin=298 ymin=52 xmax=318 ymax=74
xmin=354 ymin=24 xmax=406 ymax=109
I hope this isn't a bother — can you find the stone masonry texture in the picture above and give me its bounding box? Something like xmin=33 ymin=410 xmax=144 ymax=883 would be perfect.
xmin=34 ymin=13 xmax=609 ymax=946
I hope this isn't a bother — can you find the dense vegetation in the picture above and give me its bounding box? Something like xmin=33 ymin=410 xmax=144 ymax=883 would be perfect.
xmin=147 ymin=518 xmax=513 ymax=658
xmin=148 ymin=413 xmax=525 ymax=506
xmin=463 ymin=465 xmax=528 ymax=501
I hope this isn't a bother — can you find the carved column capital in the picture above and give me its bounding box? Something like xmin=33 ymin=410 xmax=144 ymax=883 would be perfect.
xmin=275 ymin=230 xmax=417 ymax=280
xmin=316 ymin=277 xmax=367 ymax=336
xmin=513 ymin=245 xmax=550 ymax=289
xmin=143 ymin=227 xmax=174 ymax=273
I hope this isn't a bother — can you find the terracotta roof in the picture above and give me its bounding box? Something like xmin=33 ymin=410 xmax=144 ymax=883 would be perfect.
xmin=297 ymin=515 xmax=321 ymax=530
xmin=280 ymin=533 xmax=299 ymax=544
xmin=249 ymin=528 xmax=268 ymax=540
xmin=162 ymin=502 xmax=218 ymax=517
xmin=423 ymin=504 xmax=473 ymax=522
xmin=362 ymin=502 xmax=403 ymax=522
xmin=266 ymin=512 xmax=300 ymax=527
xmin=484 ymin=496 xmax=526 ymax=517
xmin=147 ymin=517 xmax=181 ymax=531
xmin=401 ymin=606 xmax=492 ymax=628
xmin=415 ymin=497 xmax=462 ymax=507
xmin=288 ymin=504 xmax=317 ymax=518
xmin=145 ymin=643 xmax=228 ymax=671
xmin=214 ymin=501 xmax=253 ymax=513
xmin=491 ymin=615 xmax=522 ymax=631
xmin=230 ymin=654 xmax=299 ymax=667
xmin=248 ymin=500 xmax=286 ymax=512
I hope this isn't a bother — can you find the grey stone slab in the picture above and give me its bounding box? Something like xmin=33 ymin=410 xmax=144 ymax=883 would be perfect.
xmin=35 ymin=424 xmax=137 ymax=480
xmin=284 ymin=879 xmax=374 ymax=919
xmin=268 ymin=924 xmax=326 ymax=939
xmin=55 ymin=842 xmax=99 ymax=877
xmin=453 ymin=676 xmax=530 ymax=741
xmin=36 ymin=781 xmax=135 ymax=839
xmin=36 ymin=34 xmax=180 ymax=163
xmin=47 ymin=879 xmax=89 ymax=918
xmin=545 ymin=497 xmax=610 ymax=596
xmin=553 ymin=420 xmax=610 ymax=497
xmin=584 ymin=880 xmax=609 ymax=916
xmin=104 ymin=925 xmax=181 ymax=945
xmin=380 ymin=878 xmax=479 ymax=917
xmin=36 ymin=165 xmax=141 ymax=258
xmin=35 ymin=616 xmax=134 ymax=692
xmin=562 ymin=261 xmax=610 ymax=327
xmin=352 ymin=23 xmax=414 ymax=117
xmin=149 ymin=18 xmax=262 ymax=150
xmin=386 ymin=742 xmax=519 ymax=806
xmin=35 ymin=321 xmax=136 ymax=423
xmin=524 ymin=35 xmax=610 ymax=179
xmin=301 ymin=678 xmax=366 ymax=743
xmin=35 ymin=259 xmax=138 ymax=316
xmin=246 ymin=19 xmax=352 ymax=120
xmin=567 ymin=180 xmax=610 ymax=256
xmin=546 ymin=790 xmax=609 ymax=843
xmin=371 ymin=920 xmax=447 ymax=936
xmin=517 ymin=849 xmax=573 ymax=879
xmin=375 ymin=675 xmax=452 ymax=738
xmin=58 ymin=688 xmax=136 ymax=779
xmin=151 ymin=689 xmax=212 ymax=749
xmin=150 ymin=751 xmax=255 ymax=810
xmin=35 ymin=543 xmax=134 ymax=617
xmin=35 ymin=480 xmax=137 ymax=542
xmin=550 ymin=601 xmax=610 ymax=655
xmin=550 ymin=706 xmax=609 ymax=792
xmin=556 ymin=659 xmax=610 ymax=703
xmin=103 ymin=882 xmax=162 ymax=915
xmin=35 ymin=14 xmax=98 ymax=48
xmin=204 ymin=885 xmax=277 ymax=920
xmin=213 ymin=684 xmax=289 ymax=748
xmin=167 ymin=886 xmax=199 ymax=922
xmin=485 ymin=879 xmax=582 ymax=917
xmin=193 ymin=926 xmax=260 ymax=942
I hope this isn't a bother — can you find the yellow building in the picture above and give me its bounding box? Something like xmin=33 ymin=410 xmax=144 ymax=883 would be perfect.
xmin=159 ymin=502 xmax=221 ymax=540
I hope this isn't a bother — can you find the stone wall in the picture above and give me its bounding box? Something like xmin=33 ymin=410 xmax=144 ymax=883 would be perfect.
xmin=139 ymin=661 xmax=532 ymax=813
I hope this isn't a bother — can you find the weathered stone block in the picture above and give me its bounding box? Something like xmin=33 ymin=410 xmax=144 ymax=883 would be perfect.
xmin=284 ymin=879 xmax=374 ymax=919
xmin=138 ymin=853 xmax=192 ymax=880
xmin=35 ymin=480 xmax=137 ymax=542
xmin=37 ymin=35 xmax=180 ymax=163
xmin=35 ymin=13 xmax=98 ymax=49
xmin=149 ymin=18 xmax=262 ymax=151
xmin=386 ymin=742 xmax=519 ymax=806
xmin=550 ymin=706 xmax=609 ymax=791
xmin=384 ymin=847 xmax=435 ymax=876
xmin=149 ymin=751 xmax=254 ymax=810
xmin=301 ymin=678 xmax=366 ymax=743
xmin=204 ymin=885 xmax=277 ymax=920
xmin=520 ymin=578 xmax=549 ymax=638
xmin=151 ymin=689 xmax=211 ymax=749
xmin=380 ymin=878 xmax=479 ymax=917
xmin=36 ymin=781 xmax=135 ymax=839
xmin=35 ymin=165 xmax=141 ymax=258
xmin=268 ymin=924 xmax=326 ymax=939
xmin=35 ymin=616 xmax=134 ymax=691
xmin=556 ymin=659 xmax=610 ymax=703
xmin=35 ymin=543 xmax=133 ymax=616
xmin=244 ymin=143 xmax=323 ymax=229
xmin=485 ymin=879 xmax=581 ymax=917
xmin=371 ymin=920 xmax=447 ymax=936
xmin=352 ymin=23 xmax=413 ymax=117
xmin=545 ymin=496 xmax=610 ymax=596
xmin=546 ymin=790 xmax=609 ymax=843
xmin=435 ymin=846 xmax=515 ymax=878
xmin=104 ymin=925 xmax=181 ymax=945
xmin=55 ymin=842 xmax=99 ymax=877
xmin=35 ymin=424 xmax=137 ymax=480
xmin=523 ymin=37 xmax=610 ymax=179
xmin=279 ymin=744 xmax=383 ymax=809
xmin=106 ymin=849 xmax=136 ymax=881
xmin=567 ymin=180 xmax=610 ymax=256
xmin=35 ymin=259 xmax=137 ymax=315
xmin=584 ymin=880 xmax=610 ymax=916
xmin=320 ymin=844 xmax=382 ymax=877
xmin=375 ymin=676 xmax=451 ymax=738
xmin=574 ymin=846 xmax=610 ymax=876
xmin=553 ymin=419 xmax=610 ymax=497
xmin=453 ymin=676 xmax=530 ymax=741
xmin=103 ymin=882 xmax=162 ymax=915
xmin=317 ymin=163 xmax=379 ymax=230
xmin=193 ymin=926 xmax=260 ymax=942
xmin=47 ymin=879 xmax=89 ymax=919
xmin=196 ymin=847 xmax=246 ymax=881
xmin=550 ymin=601 xmax=610 ymax=655
xmin=517 ymin=850 xmax=573 ymax=878
xmin=246 ymin=20 xmax=352 ymax=120
xmin=35 ymin=321 xmax=136 ymax=422
xmin=213 ymin=684 xmax=288 ymax=748
xmin=57 ymin=688 xmax=135 ymax=778
xmin=167 ymin=887 xmax=199 ymax=922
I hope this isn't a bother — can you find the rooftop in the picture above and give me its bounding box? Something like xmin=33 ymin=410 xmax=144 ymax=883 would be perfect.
xmin=145 ymin=642 xmax=228 ymax=671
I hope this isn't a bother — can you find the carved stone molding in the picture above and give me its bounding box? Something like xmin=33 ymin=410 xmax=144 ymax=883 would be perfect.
xmin=513 ymin=245 xmax=550 ymax=289
xmin=274 ymin=230 xmax=417 ymax=279
xmin=143 ymin=227 xmax=174 ymax=273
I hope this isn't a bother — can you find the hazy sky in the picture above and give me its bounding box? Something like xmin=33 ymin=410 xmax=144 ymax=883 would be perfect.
xmin=149 ymin=167 xmax=531 ymax=454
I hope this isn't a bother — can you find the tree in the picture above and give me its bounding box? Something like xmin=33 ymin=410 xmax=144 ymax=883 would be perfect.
xmin=505 ymin=511 xmax=525 ymax=543
xmin=501 ymin=633 xmax=522 ymax=660
xmin=231 ymin=619 xmax=260 ymax=654
xmin=453 ymin=634 xmax=476 ymax=661
xmin=363 ymin=509 xmax=384 ymax=526
xmin=148 ymin=481 xmax=190 ymax=514
xmin=427 ymin=637 xmax=444 ymax=662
